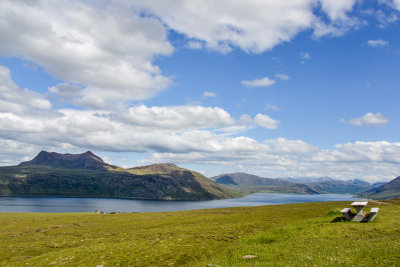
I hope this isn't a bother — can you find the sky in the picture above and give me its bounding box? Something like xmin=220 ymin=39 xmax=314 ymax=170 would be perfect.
xmin=1 ymin=0 xmax=400 ymax=182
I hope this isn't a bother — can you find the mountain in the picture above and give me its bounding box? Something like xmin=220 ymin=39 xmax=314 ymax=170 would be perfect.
xmin=0 ymin=151 xmax=235 ymax=200
xmin=359 ymin=176 xmax=400 ymax=199
xmin=19 ymin=151 xmax=109 ymax=170
xmin=211 ymin=173 xmax=320 ymax=194
xmin=282 ymin=177 xmax=378 ymax=194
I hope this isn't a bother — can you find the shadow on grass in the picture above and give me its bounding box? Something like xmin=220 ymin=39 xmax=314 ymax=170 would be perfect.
xmin=330 ymin=217 xmax=346 ymax=223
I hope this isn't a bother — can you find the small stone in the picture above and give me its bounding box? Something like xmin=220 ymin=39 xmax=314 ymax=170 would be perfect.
xmin=242 ymin=255 xmax=258 ymax=259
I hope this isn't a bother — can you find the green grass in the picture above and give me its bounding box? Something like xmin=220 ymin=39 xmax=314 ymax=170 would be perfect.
xmin=0 ymin=200 xmax=399 ymax=266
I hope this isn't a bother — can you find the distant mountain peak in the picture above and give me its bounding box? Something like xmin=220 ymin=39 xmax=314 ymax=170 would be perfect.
xmin=19 ymin=150 xmax=106 ymax=170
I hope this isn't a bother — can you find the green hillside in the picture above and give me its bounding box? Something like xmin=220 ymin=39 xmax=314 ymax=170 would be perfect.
xmin=360 ymin=176 xmax=400 ymax=199
xmin=0 ymin=151 xmax=235 ymax=200
xmin=0 ymin=200 xmax=398 ymax=266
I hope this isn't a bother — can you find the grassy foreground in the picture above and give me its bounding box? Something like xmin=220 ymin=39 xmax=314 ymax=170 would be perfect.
xmin=0 ymin=200 xmax=399 ymax=266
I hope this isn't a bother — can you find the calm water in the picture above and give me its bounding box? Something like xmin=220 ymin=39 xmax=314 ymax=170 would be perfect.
xmin=0 ymin=193 xmax=360 ymax=213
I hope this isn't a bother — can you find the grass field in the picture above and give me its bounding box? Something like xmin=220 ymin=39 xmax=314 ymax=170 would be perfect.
xmin=0 ymin=200 xmax=399 ymax=266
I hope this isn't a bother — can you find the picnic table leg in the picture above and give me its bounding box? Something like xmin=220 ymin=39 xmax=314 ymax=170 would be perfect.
xmin=352 ymin=206 xmax=366 ymax=222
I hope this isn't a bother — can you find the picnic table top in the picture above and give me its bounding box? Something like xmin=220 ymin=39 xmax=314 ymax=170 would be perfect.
xmin=351 ymin=201 xmax=368 ymax=206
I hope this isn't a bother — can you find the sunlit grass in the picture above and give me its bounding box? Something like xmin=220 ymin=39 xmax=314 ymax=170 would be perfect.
xmin=0 ymin=200 xmax=399 ymax=266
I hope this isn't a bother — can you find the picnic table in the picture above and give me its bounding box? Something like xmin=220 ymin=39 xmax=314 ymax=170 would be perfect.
xmin=351 ymin=201 xmax=368 ymax=221
xmin=340 ymin=201 xmax=379 ymax=222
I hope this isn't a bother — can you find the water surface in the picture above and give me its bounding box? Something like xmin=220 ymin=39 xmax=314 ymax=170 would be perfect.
xmin=0 ymin=193 xmax=359 ymax=213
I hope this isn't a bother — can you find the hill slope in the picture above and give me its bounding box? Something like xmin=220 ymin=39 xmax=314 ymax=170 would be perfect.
xmin=0 ymin=200 xmax=398 ymax=266
xmin=211 ymin=173 xmax=320 ymax=194
xmin=0 ymin=151 xmax=235 ymax=200
xmin=360 ymin=176 xmax=400 ymax=199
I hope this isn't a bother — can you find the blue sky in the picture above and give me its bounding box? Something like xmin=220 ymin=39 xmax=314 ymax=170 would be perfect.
xmin=1 ymin=0 xmax=400 ymax=181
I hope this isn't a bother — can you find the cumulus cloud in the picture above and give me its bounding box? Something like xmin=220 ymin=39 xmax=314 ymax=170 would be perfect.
xmin=367 ymin=39 xmax=389 ymax=47
xmin=0 ymin=139 xmax=42 ymax=165
xmin=242 ymin=77 xmax=276 ymax=87
xmin=0 ymin=0 xmax=362 ymax=110
xmin=254 ymin=114 xmax=280 ymax=130
xmin=319 ymin=0 xmax=357 ymax=21
xmin=0 ymin=1 xmax=173 ymax=108
xmin=131 ymin=0 xmax=359 ymax=54
xmin=341 ymin=112 xmax=390 ymax=127
xmin=113 ymin=105 xmax=234 ymax=130
xmin=0 ymin=65 xmax=52 ymax=113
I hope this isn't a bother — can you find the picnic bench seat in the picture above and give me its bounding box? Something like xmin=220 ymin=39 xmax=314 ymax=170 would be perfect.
xmin=368 ymin=207 xmax=379 ymax=221
xmin=341 ymin=207 xmax=354 ymax=221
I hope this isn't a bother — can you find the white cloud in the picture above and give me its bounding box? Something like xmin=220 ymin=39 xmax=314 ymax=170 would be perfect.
xmin=0 ymin=1 xmax=173 ymax=108
xmin=242 ymin=77 xmax=276 ymax=87
xmin=114 ymin=105 xmax=234 ymax=130
xmin=367 ymin=39 xmax=389 ymax=47
xmin=395 ymin=0 xmax=400 ymax=10
xmin=0 ymin=65 xmax=52 ymax=113
xmin=275 ymin=74 xmax=290 ymax=80
xmin=131 ymin=0 xmax=317 ymax=53
xmin=0 ymin=143 xmax=35 ymax=166
xmin=319 ymin=0 xmax=357 ymax=21
xmin=187 ymin=41 xmax=204 ymax=50
xmin=254 ymin=114 xmax=280 ymax=130
xmin=265 ymin=138 xmax=318 ymax=154
xmin=132 ymin=0 xmax=359 ymax=54
xmin=202 ymin=91 xmax=217 ymax=98
xmin=341 ymin=112 xmax=390 ymax=127
xmin=48 ymin=83 xmax=83 ymax=103
xmin=0 ymin=0 xmax=362 ymax=110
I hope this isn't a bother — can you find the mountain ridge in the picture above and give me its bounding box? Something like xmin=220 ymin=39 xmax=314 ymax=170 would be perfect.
xmin=0 ymin=151 xmax=236 ymax=200
xmin=211 ymin=173 xmax=320 ymax=194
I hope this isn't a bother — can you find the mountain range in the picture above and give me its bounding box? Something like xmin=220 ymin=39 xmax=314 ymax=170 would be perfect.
xmin=0 ymin=151 xmax=235 ymax=200
xmin=211 ymin=172 xmax=390 ymax=196
xmin=211 ymin=173 xmax=320 ymax=194
xmin=283 ymin=177 xmax=382 ymax=194
xmin=1 ymin=151 xmax=398 ymax=200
